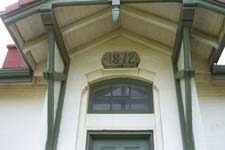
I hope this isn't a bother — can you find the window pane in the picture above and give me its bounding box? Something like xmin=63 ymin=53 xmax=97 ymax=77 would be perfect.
xmin=131 ymin=86 xmax=147 ymax=97
xmin=112 ymin=85 xmax=129 ymax=96
xmin=89 ymin=79 xmax=153 ymax=113
xmin=94 ymin=86 xmax=111 ymax=97
xmin=130 ymin=98 xmax=149 ymax=111
xmin=93 ymin=98 xmax=110 ymax=111
xmin=112 ymin=98 xmax=129 ymax=111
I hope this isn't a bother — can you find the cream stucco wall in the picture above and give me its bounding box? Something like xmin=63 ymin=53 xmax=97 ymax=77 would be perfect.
xmin=57 ymin=36 xmax=183 ymax=150
xmin=0 ymin=84 xmax=46 ymax=150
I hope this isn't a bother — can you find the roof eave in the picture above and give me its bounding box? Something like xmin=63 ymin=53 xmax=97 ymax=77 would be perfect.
xmin=0 ymin=68 xmax=33 ymax=83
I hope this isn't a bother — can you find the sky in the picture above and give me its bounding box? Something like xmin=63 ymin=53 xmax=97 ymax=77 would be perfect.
xmin=0 ymin=0 xmax=224 ymax=67
xmin=0 ymin=0 xmax=18 ymax=67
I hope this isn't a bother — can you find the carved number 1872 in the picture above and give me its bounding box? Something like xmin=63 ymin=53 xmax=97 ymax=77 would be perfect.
xmin=109 ymin=52 xmax=136 ymax=65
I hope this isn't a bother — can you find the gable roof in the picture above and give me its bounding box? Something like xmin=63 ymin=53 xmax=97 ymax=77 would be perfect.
xmin=1 ymin=0 xmax=225 ymax=77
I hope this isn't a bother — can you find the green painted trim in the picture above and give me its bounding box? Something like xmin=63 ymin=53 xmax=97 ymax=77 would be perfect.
xmin=43 ymin=72 xmax=67 ymax=81
xmin=41 ymin=12 xmax=55 ymax=28
xmin=211 ymin=34 xmax=225 ymax=66
xmin=0 ymin=68 xmax=32 ymax=77
xmin=211 ymin=65 xmax=225 ymax=80
xmin=52 ymin=12 xmax=70 ymax=65
xmin=184 ymin=77 xmax=195 ymax=150
xmin=0 ymin=68 xmax=33 ymax=83
xmin=172 ymin=63 xmax=187 ymax=150
xmin=212 ymin=65 xmax=225 ymax=73
xmin=212 ymin=75 xmax=225 ymax=80
xmin=172 ymin=22 xmax=197 ymax=150
xmin=87 ymin=131 xmax=154 ymax=150
xmin=53 ymin=0 xmax=110 ymax=8
xmin=53 ymin=0 xmax=181 ymax=8
xmin=172 ymin=4 xmax=195 ymax=64
xmin=41 ymin=11 xmax=71 ymax=150
xmin=183 ymin=27 xmax=192 ymax=70
xmin=183 ymin=26 xmax=195 ymax=150
xmin=45 ymin=29 xmax=55 ymax=150
xmin=2 ymin=0 xmax=48 ymax=25
xmin=41 ymin=12 xmax=70 ymax=65
xmin=88 ymin=78 xmax=154 ymax=114
xmin=52 ymin=64 xmax=70 ymax=150
xmin=198 ymin=0 xmax=225 ymax=15
xmin=175 ymin=69 xmax=195 ymax=79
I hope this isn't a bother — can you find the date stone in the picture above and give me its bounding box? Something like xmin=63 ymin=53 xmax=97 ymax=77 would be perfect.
xmin=102 ymin=51 xmax=140 ymax=69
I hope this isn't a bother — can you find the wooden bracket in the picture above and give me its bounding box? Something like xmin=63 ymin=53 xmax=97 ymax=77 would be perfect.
xmin=175 ymin=69 xmax=195 ymax=79
xmin=172 ymin=4 xmax=195 ymax=64
xmin=43 ymin=72 xmax=67 ymax=81
xmin=41 ymin=12 xmax=54 ymax=30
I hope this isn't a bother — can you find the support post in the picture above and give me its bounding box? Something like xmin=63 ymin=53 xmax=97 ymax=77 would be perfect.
xmin=183 ymin=26 xmax=195 ymax=150
xmin=172 ymin=3 xmax=195 ymax=64
xmin=41 ymin=12 xmax=71 ymax=150
xmin=172 ymin=63 xmax=187 ymax=149
xmin=41 ymin=12 xmax=56 ymax=150
xmin=172 ymin=2 xmax=195 ymax=150
xmin=45 ymin=27 xmax=55 ymax=150
xmin=52 ymin=64 xmax=70 ymax=150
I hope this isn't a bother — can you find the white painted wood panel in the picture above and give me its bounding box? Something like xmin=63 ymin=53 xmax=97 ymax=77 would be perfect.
xmin=126 ymin=3 xmax=181 ymax=22
xmin=193 ymin=7 xmax=224 ymax=37
xmin=196 ymin=81 xmax=225 ymax=150
xmin=64 ymin=16 xmax=119 ymax=50
xmin=55 ymin=5 xmax=110 ymax=28
xmin=121 ymin=13 xmax=176 ymax=47
xmin=16 ymin=14 xmax=46 ymax=41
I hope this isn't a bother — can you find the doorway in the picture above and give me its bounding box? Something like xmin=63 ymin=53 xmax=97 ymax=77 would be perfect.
xmin=87 ymin=131 xmax=154 ymax=150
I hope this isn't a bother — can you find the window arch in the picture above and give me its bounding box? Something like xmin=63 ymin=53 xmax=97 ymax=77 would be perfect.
xmin=88 ymin=78 xmax=154 ymax=113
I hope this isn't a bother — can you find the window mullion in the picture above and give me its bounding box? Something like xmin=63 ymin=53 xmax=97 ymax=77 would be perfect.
xmin=128 ymin=84 xmax=131 ymax=111
xmin=110 ymin=84 xmax=113 ymax=112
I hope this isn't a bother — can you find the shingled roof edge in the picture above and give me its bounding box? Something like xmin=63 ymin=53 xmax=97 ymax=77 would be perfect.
xmin=5 ymin=0 xmax=38 ymax=14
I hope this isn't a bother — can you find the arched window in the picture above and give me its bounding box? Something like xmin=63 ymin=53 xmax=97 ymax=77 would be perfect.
xmin=88 ymin=78 xmax=154 ymax=113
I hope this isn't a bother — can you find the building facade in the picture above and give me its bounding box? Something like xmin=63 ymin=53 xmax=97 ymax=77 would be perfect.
xmin=0 ymin=0 xmax=225 ymax=150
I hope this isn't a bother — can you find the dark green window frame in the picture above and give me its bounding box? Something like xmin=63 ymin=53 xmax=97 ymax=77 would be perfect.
xmin=86 ymin=130 xmax=154 ymax=150
xmin=88 ymin=78 xmax=154 ymax=114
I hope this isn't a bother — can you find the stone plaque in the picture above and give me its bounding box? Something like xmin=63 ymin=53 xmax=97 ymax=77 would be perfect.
xmin=102 ymin=51 xmax=140 ymax=68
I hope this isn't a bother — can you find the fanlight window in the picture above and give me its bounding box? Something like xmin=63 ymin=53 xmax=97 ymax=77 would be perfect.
xmin=88 ymin=79 xmax=154 ymax=113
